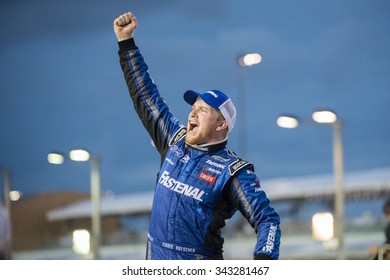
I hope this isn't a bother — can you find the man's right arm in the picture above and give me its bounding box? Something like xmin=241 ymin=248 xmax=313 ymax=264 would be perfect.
xmin=115 ymin=12 xmax=183 ymax=158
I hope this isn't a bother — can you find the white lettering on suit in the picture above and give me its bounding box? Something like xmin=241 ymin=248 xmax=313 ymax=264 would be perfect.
xmin=159 ymin=171 xmax=205 ymax=202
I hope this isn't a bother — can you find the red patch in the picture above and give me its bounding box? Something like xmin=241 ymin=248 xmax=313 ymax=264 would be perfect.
xmin=198 ymin=172 xmax=216 ymax=184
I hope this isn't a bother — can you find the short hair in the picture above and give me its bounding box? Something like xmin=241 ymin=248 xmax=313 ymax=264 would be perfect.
xmin=216 ymin=110 xmax=225 ymax=122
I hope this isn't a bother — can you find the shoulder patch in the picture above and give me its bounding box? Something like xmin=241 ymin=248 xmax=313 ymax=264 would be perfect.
xmin=228 ymin=159 xmax=252 ymax=176
xmin=169 ymin=127 xmax=186 ymax=146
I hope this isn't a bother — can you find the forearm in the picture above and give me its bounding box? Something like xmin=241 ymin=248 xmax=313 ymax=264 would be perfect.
xmin=228 ymin=172 xmax=281 ymax=259
xmin=118 ymin=40 xmax=177 ymax=156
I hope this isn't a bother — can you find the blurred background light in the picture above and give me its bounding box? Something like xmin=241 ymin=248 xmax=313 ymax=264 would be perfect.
xmin=312 ymin=212 xmax=334 ymax=241
xmin=238 ymin=53 xmax=262 ymax=66
xmin=9 ymin=190 xmax=21 ymax=202
xmin=72 ymin=229 xmax=90 ymax=255
xmin=312 ymin=110 xmax=337 ymax=124
xmin=277 ymin=115 xmax=299 ymax=129
xmin=47 ymin=153 xmax=65 ymax=165
xmin=69 ymin=149 xmax=90 ymax=162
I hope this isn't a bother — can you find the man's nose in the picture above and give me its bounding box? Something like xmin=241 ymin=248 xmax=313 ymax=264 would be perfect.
xmin=189 ymin=108 xmax=198 ymax=117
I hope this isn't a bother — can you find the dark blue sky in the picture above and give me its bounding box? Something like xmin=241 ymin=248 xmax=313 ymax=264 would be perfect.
xmin=1 ymin=0 xmax=389 ymax=197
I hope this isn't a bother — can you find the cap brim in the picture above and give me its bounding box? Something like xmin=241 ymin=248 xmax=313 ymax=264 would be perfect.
xmin=183 ymin=90 xmax=200 ymax=105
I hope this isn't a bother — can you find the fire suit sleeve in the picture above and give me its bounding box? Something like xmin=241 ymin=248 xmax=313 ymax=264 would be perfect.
xmin=118 ymin=39 xmax=183 ymax=158
xmin=227 ymin=167 xmax=281 ymax=260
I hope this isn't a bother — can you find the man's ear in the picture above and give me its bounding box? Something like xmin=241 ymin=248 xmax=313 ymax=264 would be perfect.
xmin=216 ymin=120 xmax=228 ymax=131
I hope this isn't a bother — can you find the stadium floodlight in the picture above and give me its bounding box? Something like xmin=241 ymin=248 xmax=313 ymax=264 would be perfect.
xmin=48 ymin=148 xmax=101 ymax=259
xmin=47 ymin=152 xmax=65 ymax=165
xmin=276 ymin=115 xmax=299 ymax=129
xmin=312 ymin=110 xmax=337 ymax=124
xmin=238 ymin=53 xmax=262 ymax=66
xmin=69 ymin=149 xmax=91 ymax=162
xmin=236 ymin=52 xmax=262 ymax=157
xmin=277 ymin=110 xmax=346 ymax=259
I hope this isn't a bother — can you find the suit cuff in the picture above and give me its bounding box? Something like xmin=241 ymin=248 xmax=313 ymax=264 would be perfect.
xmin=118 ymin=38 xmax=137 ymax=52
xmin=254 ymin=253 xmax=273 ymax=260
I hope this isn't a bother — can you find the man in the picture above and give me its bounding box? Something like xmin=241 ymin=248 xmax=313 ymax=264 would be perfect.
xmin=113 ymin=12 xmax=281 ymax=260
xmin=369 ymin=198 xmax=390 ymax=260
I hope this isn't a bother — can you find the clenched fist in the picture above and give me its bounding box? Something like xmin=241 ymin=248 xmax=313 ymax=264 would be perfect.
xmin=113 ymin=12 xmax=138 ymax=42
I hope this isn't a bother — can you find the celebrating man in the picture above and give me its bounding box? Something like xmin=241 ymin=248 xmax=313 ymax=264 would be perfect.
xmin=113 ymin=12 xmax=281 ymax=260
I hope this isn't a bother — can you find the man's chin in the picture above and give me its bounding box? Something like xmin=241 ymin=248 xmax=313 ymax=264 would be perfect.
xmin=185 ymin=135 xmax=198 ymax=145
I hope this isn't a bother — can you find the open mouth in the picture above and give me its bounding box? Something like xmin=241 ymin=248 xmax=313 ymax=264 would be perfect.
xmin=188 ymin=121 xmax=198 ymax=133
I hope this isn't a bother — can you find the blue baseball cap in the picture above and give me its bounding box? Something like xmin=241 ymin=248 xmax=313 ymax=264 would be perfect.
xmin=183 ymin=90 xmax=236 ymax=132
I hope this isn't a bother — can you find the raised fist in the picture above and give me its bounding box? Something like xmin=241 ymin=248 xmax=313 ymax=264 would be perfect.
xmin=113 ymin=12 xmax=138 ymax=42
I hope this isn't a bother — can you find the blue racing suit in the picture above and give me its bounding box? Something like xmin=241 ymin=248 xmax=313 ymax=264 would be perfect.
xmin=118 ymin=38 xmax=281 ymax=260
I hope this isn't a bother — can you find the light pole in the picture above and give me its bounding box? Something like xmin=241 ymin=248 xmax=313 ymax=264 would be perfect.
xmin=236 ymin=52 xmax=262 ymax=157
xmin=48 ymin=149 xmax=101 ymax=260
xmin=0 ymin=167 xmax=12 ymax=259
xmin=277 ymin=110 xmax=346 ymax=259
xmin=312 ymin=110 xmax=345 ymax=260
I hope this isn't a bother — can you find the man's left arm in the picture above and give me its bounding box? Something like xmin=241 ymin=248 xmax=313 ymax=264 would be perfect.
xmin=227 ymin=166 xmax=281 ymax=260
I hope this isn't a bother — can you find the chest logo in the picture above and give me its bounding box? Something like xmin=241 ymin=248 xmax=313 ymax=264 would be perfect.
xmin=170 ymin=145 xmax=184 ymax=157
xmin=159 ymin=171 xmax=205 ymax=201
xmin=198 ymin=172 xmax=216 ymax=184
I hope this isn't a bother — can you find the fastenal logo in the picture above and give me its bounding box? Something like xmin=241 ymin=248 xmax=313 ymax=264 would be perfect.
xmin=262 ymin=223 xmax=277 ymax=253
xmin=158 ymin=171 xmax=205 ymax=201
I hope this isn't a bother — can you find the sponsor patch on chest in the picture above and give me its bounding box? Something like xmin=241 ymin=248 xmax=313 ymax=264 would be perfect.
xmin=198 ymin=172 xmax=216 ymax=184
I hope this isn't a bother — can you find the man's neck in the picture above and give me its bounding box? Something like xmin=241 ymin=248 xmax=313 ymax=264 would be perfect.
xmin=186 ymin=137 xmax=228 ymax=152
